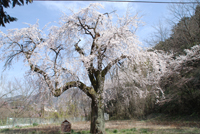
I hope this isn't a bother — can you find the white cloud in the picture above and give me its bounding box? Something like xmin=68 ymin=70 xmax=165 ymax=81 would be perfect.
xmin=40 ymin=1 xmax=86 ymax=14
xmin=102 ymin=2 xmax=138 ymax=14
xmin=40 ymin=1 xmax=139 ymax=17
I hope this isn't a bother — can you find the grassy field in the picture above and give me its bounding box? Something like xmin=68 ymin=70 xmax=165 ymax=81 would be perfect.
xmin=0 ymin=119 xmax=200 ymax=134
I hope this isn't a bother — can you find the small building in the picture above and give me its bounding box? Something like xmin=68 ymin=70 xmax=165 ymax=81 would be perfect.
xmin=61 ymin=119 xmax=71 ymax=133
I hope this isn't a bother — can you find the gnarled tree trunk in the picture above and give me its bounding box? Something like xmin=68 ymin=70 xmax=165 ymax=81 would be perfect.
xmin=90 ymin=97 xmax=105 ymax=134
xmin=90 ymin=75 xmax=105 ymax=134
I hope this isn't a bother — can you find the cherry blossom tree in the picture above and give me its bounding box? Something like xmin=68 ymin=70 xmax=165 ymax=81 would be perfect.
xmin=0 ymin=3 xmax=168 ymax=133
xmin=103 ymin=49 xmax=171 ymax=118
xmin=158 ymin=44 xmax=200 ymax=114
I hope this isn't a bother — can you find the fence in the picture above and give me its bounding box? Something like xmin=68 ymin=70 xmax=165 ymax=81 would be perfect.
xmin=3 ymin=113 xmax=109 ymax=128
xmin=6 ymin=117 xmax=86 ymax=127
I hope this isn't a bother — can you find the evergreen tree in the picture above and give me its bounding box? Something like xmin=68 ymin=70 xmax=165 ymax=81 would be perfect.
xmin=0 ymin=0 xmax=32 ymax=27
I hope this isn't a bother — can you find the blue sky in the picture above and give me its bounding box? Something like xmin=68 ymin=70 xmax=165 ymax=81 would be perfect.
xmin=0 ymin=0 xmax=172 ymax=81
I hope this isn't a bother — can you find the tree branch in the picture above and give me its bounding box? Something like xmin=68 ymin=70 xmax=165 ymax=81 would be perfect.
xmin=74 ymin=39 xmax=85 ymax=56
xmin=54 ymin=81 xmax=96 ymax=99
xmin=88 ymin=67 xmax=97 ymax=90
xmin=3 ymin=50 xmax=23 ymax=70
xmin=29 ymin=64 xmax=55 ymax=92
xmin=50 ymin=46 xmax=63 ymax=88
xmin=101 ymin=55 xmax=130 ymax=77
xmin=77 ymin=17 xmax=94 ymax=39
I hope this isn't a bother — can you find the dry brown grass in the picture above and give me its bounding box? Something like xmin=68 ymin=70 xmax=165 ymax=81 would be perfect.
xmin=71 ymin=120 xmax=180 ymax=131
xmin=1 ymin=120 xmax=200 ymax=133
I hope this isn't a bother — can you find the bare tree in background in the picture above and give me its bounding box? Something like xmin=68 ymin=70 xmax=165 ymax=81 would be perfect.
xmin=0 ymin=75 xmax=13 ymax=108
xmin=147 ymin=0 xmax=200 ymax=55
xmin=145 ymin=20 xmax=170 ymax=47
xmin=0 ymin=75 xmax=43 ymax=125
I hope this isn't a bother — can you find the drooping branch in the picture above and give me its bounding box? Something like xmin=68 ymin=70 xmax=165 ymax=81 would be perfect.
xmin=4 ymin=50 xmax=23 ymax=70
xmin=29 ymin=64 xmax=55 ymax=92
xmin=54 ymin=81 xmax=96 ymax=99
xmin=50 ymin=46 xmax=63 ymax=88
xmin=101 ymin=55 xmax=131 ymax=77
xmin=3 ymin=35 xmax=38 ymax=69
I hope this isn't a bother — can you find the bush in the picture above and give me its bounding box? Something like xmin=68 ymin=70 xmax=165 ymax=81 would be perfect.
xmin=33 ymin=123 xmax=39 ymax=126
xmin=0 ymin=128 xmax=10 ymax=132
xmin=140 ymin=128 xmax=148 ymax=133
xmin=113 ymin=129 xmax=118 ymax=133
xmin=130 ymin=128 xmax=137 ymax=131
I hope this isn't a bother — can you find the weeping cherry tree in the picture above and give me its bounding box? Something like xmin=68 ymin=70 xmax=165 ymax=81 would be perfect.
xmin=0 ymin=3 xmax=168 ymax=133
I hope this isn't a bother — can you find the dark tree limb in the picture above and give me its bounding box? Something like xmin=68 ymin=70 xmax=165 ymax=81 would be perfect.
xmin=74 ymin=39 xmax=85 ymax=56
xmin=3 ymin=50 xmax=23 ymax=70
xmin=88 ymin=67 xmax=98 ymax=90
xmin=77 ymin=17 xmax=94 ymax=39
xmin=101 ymin=55 xmax=131 ymax=77
xmin=50 ymin=46 xmax=63 ymax=88
xmin=54 ymin=81 xmax=96 ymax=99
xmin=29 ymin=64 xmax=55 ymax=92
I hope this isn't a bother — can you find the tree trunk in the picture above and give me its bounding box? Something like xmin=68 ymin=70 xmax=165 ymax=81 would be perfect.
xmin=90 ymin=97 xmax=105 ymax=134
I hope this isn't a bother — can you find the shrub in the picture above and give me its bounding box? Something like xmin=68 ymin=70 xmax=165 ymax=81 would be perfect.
xmin=140 ymin=128 xmax=148 ymax=133
xmin=113 ymin=129 xmax=118 ymax=133
xmin=33 ymin=123 xmax=39 ymax=126
xmin=130 ymin=128 xmax=137 ymax=131
xmin=0 ymin=128 xmax=10 ymax=132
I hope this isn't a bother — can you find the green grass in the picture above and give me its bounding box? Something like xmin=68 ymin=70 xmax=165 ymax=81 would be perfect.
xmin=104 ymin=127 xmax=200 ymax=134
xmin=33 ymin=123 xmax=39 ymax=126
xmin=1 ymin=127 xmax=200 ymax=134
xmin=0 ymin=128 xmax=10 ymax=133
xmin=113 ymin=129 xmax=118 ymax=133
